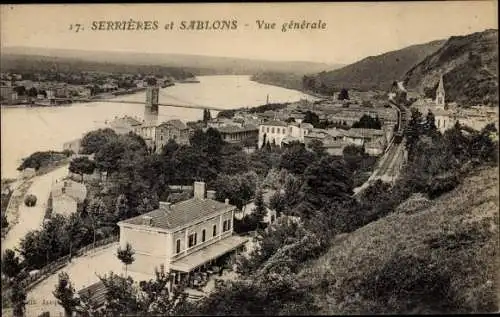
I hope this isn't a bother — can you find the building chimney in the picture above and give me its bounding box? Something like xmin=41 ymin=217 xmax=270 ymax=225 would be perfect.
xmin=194 ymin=181 xmax=206 ymax=200
xmin=206 ymin=190 xmax=216 ymax=200
xmin=159 ymin=201 xmax=172 ymax=209
xmin=225 ymin=198 xmax=229 ymax=205
xmin=142 ymin=215 xmax=153 ymax=226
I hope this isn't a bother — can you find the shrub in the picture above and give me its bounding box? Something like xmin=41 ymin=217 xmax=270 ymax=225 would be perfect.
xmin=426 ymin=173 xmax=460 ymax=199
xmin=24 ymin=194 xmax=37 ymax=207
xmin=233 ymin=214 xmax=263 ymax=234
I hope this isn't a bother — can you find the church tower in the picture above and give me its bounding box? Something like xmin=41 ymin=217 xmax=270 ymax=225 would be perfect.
xmin=435 ymin=75 xmax=445 ymax=109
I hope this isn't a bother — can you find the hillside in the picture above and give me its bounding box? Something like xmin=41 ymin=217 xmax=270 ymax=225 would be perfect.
xmin=312 ymin=39 xmax=446 ymax=91
xmin=298 ymin=165 xmax=499 ymax=314
xmin=0 ymin=47 xmax=335 ymax=76
xmin=404 ymin=29 xmax=498 ymax=106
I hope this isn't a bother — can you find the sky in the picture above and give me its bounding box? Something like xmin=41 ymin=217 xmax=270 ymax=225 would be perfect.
xmin=0 ymin=2 xmax=497 ymax=65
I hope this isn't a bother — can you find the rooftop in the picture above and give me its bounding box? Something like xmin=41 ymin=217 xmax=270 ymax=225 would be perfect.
xmin=158 ymin=119 xmax=188 ymax=130
xmin=261 ymin=120 xmax=288 ymax=127
xmin=119 ymin=198 xmax=235 ymax=231
xmin=217 ymin=124 xmax=258 ymax=134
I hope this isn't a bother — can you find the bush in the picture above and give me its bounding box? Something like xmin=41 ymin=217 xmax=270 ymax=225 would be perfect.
xmin=233 ymin=214 xmax=263 ymax=234
xmin=426 ymin=173 xmax=460 ymax=199
xmin=24 ymin=194 xmax=37 ymax=207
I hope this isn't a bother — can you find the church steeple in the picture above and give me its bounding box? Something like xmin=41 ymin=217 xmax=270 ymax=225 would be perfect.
xmin=435 ymin=74 xmax=445 ymax=108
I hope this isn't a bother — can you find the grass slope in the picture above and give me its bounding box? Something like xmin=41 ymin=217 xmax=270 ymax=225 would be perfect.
xmin=299 ymin=166 xmax=499 ymax=314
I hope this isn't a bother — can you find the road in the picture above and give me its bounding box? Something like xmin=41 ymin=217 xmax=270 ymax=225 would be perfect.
xmin=23 ymin=242 xmax=153 ymax=317
xmin=1 ymin=164 xmax=69 ymax=255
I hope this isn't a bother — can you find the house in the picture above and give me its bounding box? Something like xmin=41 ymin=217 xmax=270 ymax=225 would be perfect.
xmin=109 ymin=116 xmax=143 ymax=135
xmin=117 ymin=182 xmax=248 ymax=292
xmin=134 ymin=122 xmax=157 ymax=149
xmin=258 ymin=121 xmax=314 ymax=148
xmin=155 ymin=119 xmax=191 ymax=152
xmin=304 ymin=128 xmax=349 ymax=156
xmin=0 ymin=86 xmax=18 ymax=105
xmin=217 ymin=124 xmax=259 ymax=147
xmin=63 ymin=138 xmax=82 ymax=154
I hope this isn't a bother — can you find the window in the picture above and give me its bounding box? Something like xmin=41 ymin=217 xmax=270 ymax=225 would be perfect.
xmin=213 ymin=224 xmax=217 ymax=237
xmin=188 ymin=233 xmax=197 ymax=248
xmin=176 ymin=239 xmax=181 ymax=254
xmin=223 ymin=219 xmax=231 ymax=232
xmin=283 ymin=128 xmax=286 ymax=134
xmin=271 ymin=215 xmax=275 ymax=223
xmin=202 ymin=229 xmax=206 ymax=242
xmin=437 ymin=119 xmax=440 ymax=128
xmin=267 ymin=127 xmax=270 ymax=133
xmin=271 ymin=127 xmax=275 ymax=133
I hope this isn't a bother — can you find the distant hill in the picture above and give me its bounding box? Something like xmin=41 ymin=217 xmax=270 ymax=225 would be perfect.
xmin=0 ymin=54 xmax=199 ymax=80
xmin=404 ymin=29 xmax=498 ymax=106
xmin=0 ymin=46 xmax=336 ymax=76
xmin=312 ymin=39 xmax=447 ymax=91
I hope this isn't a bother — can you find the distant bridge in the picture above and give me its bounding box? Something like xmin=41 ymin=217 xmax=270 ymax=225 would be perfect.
xmin=52 ymin=97 xmax=228 ymax=111
xmin=48 ymin=86 xmax=229 ymax=112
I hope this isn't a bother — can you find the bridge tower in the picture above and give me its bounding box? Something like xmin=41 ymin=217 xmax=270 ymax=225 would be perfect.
xmin=144 ymin=85 xmax=159 ymax=125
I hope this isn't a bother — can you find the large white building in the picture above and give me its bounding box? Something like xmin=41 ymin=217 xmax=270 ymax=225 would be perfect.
xmin=117 ymin=182 xmax=248 ymax=292
xmin=258 ymin=120 xmax=314 ymax=148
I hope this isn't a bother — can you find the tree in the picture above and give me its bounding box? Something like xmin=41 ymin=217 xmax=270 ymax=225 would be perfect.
xmin=405 ymin=108 xmax=424 ymax=159
xmin=117 ymin=243 xmax=135 ymax=277
xmin=252 ymin=189 xmax=267 ymax=228
xmin=137 ymin=266 xmax=188 ymax=315
xmin=10 ymin=282 xmax=27 ymax=317
xmin=69 ymin=156 xmax=96 ymax=182
xmin=303 ymin=111 xmax=320 ymax=127
xmin=53 ymin=272 xmax=80 ymax=317
xmin=214 ymin=172 xmax=258 ymax=210
xmin=424 ymin=111 xmax=438 ymax=137
xmin=2 ymin=249 xmax=22 ymax=280
xmin=279 ymin=142 xmax=316 ymax=175
xmin=269 ymin=191 xmax=286 ymax=216
xmin=338 ymin=88 xmax=350 ymax=100
xmin=24 ymin=194 xmax=37 ymax=207
xmin=309 ymin=139 xmax=327 ymax=157
xmin=351 ymin=114 xmax=382 ymax=129
xmin=80 ymin=128 xmax=117 ymax=155
xmin=203 ymin=109 xmax=212 ymax=124
xmin=302 ymin=156 xmax=354 ymax=212
xmin=27 ymin=87 xmax=38 ymax=97
xmin=13 ymin=85 xmax=26 ymax=96
xmin=94 ymin=139 xmax=128 ymax=176
xmin=98 ymin=272 xmax=139 ymax=315
xmin=64 ymin=213 xmax=87 ymax=260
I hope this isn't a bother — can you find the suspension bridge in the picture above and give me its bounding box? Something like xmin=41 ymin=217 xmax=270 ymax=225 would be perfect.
xmin=48 ymin=86 xmax=229 ymax=112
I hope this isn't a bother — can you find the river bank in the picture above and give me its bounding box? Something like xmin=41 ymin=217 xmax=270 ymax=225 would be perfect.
xmin=0 ymin=87 xmax=148 ymax=109
xmin=250 ymin=73 xmax=330 ymax=100
xmin=1 ymin=75 xmax=316 ymax=179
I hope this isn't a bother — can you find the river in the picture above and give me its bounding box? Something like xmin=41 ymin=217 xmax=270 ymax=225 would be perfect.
xmin=1 ymin=75 xmax=316 ymax=179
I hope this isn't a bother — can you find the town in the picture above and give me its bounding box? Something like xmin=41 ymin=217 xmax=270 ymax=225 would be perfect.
xmin=1 ymin=3 xmax=498 ymax=317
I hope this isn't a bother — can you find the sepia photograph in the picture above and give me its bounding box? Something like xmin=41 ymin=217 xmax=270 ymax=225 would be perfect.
xmin=0 ymin=2 xmax=498 ymax=316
